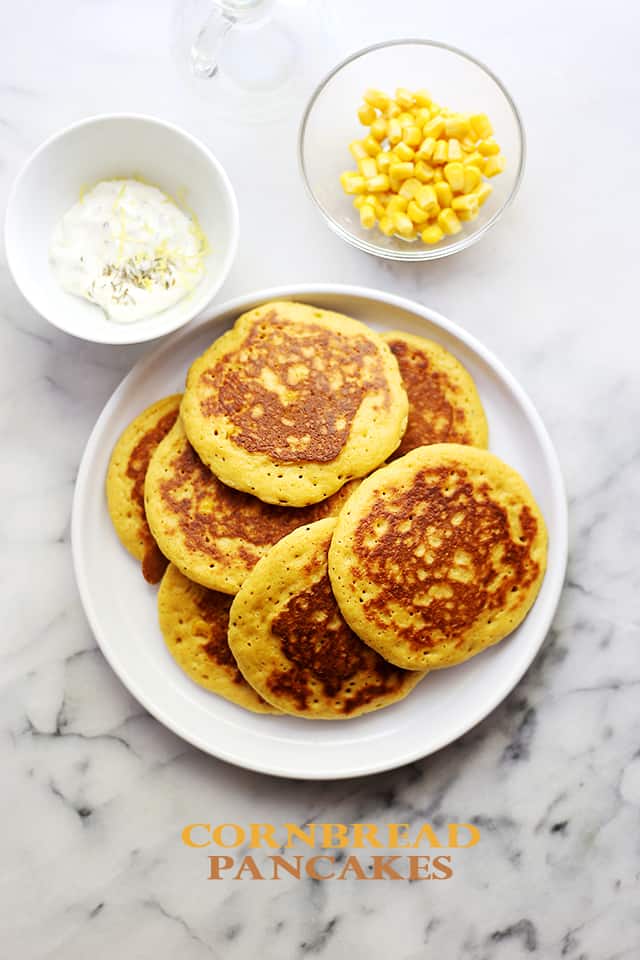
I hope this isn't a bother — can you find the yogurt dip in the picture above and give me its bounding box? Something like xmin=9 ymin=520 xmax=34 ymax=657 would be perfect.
xmin=49 ymin=179 xmax=207 ymax=323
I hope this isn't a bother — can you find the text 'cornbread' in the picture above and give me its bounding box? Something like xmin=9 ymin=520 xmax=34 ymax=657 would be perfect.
xmin=180 ymin=301 xmax=408 ymax=506
xmin=329 ymin=444 xmax=547 ymax=670
xmin=228 ymin=518 xmax=425 ymax=719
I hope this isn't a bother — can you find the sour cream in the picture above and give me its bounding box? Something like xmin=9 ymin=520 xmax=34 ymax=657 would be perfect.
xmin=49 ymin=179 xmax=207 ymax=323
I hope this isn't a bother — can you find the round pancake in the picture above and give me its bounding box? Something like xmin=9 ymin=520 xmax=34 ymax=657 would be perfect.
xmin=180 ymin=300 xmax=408 ymax=507
xmin=157 ymin=564 xmax=279 ymax=714
xmin=228 ymin=518 xmax=425 ymax=719
xmin=145 ymin=418 xmax=360 ymax=594
xmin=382 ymin=331 xmax=488 ymax=458
xmin=329 ymin=444 xmax=548 ymax=671
xmin=106 ymin=395 xmax=181 ymax=583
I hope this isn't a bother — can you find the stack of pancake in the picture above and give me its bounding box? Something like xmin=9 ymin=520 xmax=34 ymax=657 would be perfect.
xmin=106 ymin=300 xmax=547 ymax=720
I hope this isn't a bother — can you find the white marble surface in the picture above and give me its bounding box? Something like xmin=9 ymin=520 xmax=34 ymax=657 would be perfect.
xmin=1 ymin=1 xmax=639 ymax=957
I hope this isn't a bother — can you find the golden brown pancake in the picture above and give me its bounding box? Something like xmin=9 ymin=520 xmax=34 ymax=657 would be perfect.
xmin=106 ymin=395 xmax=181 ymax=583
xmin=145 ymin=418 xmax=360 ymax=594
xmin=329 ymin=444 xmax=548 ymax=671
xmin=180 ymin=301 xmax=408 ymax=506
xmin=382 ymin=331 xmax=488 ymax=458
xmin=228 ymin=518 xmax=426 ymax=719
xmin=158 ymin=564 xmax=279 ymax=713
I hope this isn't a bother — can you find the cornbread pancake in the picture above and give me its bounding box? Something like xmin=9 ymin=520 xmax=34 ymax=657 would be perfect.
xmin=145 ymin=418 xmax=360 ymax=594
xmin=382 ymin=331 xmax=488 ymax=458
xmin=180 ymin=301 xmax=408 ymax=507
xmin=106 ymin=394 xmax=181 ymax=583
xmin=158 ymin=564 xmax=279 ymax=713
xmin=228 ymin=518 xmax=425 ymax=719
xmin=329 ymin=444 xmax=547 ymax=671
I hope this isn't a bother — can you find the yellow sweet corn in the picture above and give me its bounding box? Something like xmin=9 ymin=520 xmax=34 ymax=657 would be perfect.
xmin=470 ymin=113 xmax=493 ymax=139
xmin=376 ymin=151 xmax=392 ymax=173
xmin=393 ymin=211 xmax=414 ymax=237
xmin=340 ymin=172 xmax=367 ymax=194
xmin=387 ymin=118 xmax=402 ymax=144
xmin=414 ymin=160 xmax=434 ymax=183
xmin=434 ymin=181 xmax=453 ymax=208
xmin=387 ymin=195 xmax=409 ymax=214
xmin=444 ymin=116 xmax=471 ymax=138
xmin=416 ymin=136 xmax=436 ymax=160
xmin=424 ymin=116 xmax=445 ymax=138
xmin=389 ymin=161 xmax=414 ymax=181
xmin=483 ymin=154 xmax=506 ymax=177
xmin=396 ymin=111 xmax=414 ymax=128
xmin=444 ymin=162 xmax=465 ymax=192
xmin=363 ymin=134 xmax=382 ymax=157
xmin=452 ymin=194 xmax=479 ymax=213
xmin=393 ymin=141 xmax=415 ymax=163
xmin=414 ymin=89 xmax=432 ymax=107
xmin=432 ymin=167 xmax=444 ymax=182
xmin=414 ymin=107 xmax=431 ymax=125
xmin=360 ymin=203 xmax=376 ymax=228
xmin=463 ymin=151 xmax=485 ymax=168
xmin=407 ymin=200 xmax=429 ymax=224
xmin=438 ymin=208 xmax=462 ymax=235
xmin=358 ymin=156 xmax=378 ymax=179
xmin=372 ymin=197 xmax=387 ymax=218
xmin=398 ymin=177 xmax=422 ymax=200
xmin=416 ymin=184 xmax=439 ymax=217
xmin=370 ymin=117 xmax=387 ymax=141
xmin=433 ymin=139 xmax=448 ymax=163
xmin=366 ymin=174 xmax=390 ymax=192
xmin=457 ymin=209 xmax=479 ymax=222
xmin=403 ymin=125 xmax=422 ymax=147
xmin=395 ymin=87 xmax=415 ymax=109
xmin=358 ymin=103 xmax=377 ymax=125
xmin=447 ymin=138 xmax=463 ymax=161
xmin=478 ymin=139 xmax=500 ymax=156
xmin=474 ymin=182 xmax=493 ymax=206
xmin=421 ymin=223 xmax=444 ymax=244
xmin=349 ymin=140 xmax=368 ymax=162
xmin=364 ymin=88 xmax=390 ymax=111
xmin=378 ymin=215 xmax=395 ymax=236
xmin=463 ymin=165 xmax=482 ymax=193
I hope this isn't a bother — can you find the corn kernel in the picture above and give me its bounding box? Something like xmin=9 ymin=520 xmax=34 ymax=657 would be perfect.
xmin=389 ymin=161 xmax=414 ymax=181
xmin=433 ymin=139 xmax=448 ymax=163
xmin=421 ymin=224 xmax=444 ymax=244
xmin=393 ymin=211 xmax=415 ymax=237
xmin=444 ymin=115 xmax=471 ymax=138
xmin=452 ymin=194 xmax=479 ymax=213
xmin=373 ymin=197 xmax=387 ymax=218
xmin=416 ymin=185 xmax=439 ymax=217
xmin=358 ymin=103 xmax=377 ymax=126
xmin=366 ymin=174 xmax=390 ymax=192
xmin=358 ymin=156 xmax=378 ymax=179
xmin=457 ymin=209 xmax=479 ymax=222
xmin=444 ymin=162 xmax=465 ymax=192
xmin=447 ymin=138 xmax=463 ymax=161
xmin=474 ymin=183 xmax=493 ymax=206
xmin=393 ymin=141 xmax=415 ymax=163
xmin=360 ymin=203 xmax=376 ymax=229
xmin=387 ymin=195 xmax=409 ymax=214
xmin=438 ymin=207 xmax=462 ymax=235
xmin=424 ymin=116 xmax=445 ymax=138
xmin=398 ymin=177 xmax=422 ymax=200
xmin=340 ymin=172 xmax=367 ymax=194
xmin=432 ymin=167 xmax=444 ymax=182
xmin=463 ymin=165 xmax=482 ymax=193
xmin=363 ymin=135 xmax=382 ymax=157
xmin=395 ymin=87 xmax=415 ymax=109
xmin=403 ymin=125 xmax=422 ymax=147
xmin=414 ymin=89 xmax=432 ymax=107
xmin=376 ymin=152 xmax=392 ymax=173
xmin=414 ymin=160 xmax=434 ymax=183
xmin=478 ymin=138 xmax=500 ymax=156
xmin=470 ymin=113 xmax=493 ymax=139
xmin=378 ymin=215 xmax=395 ymax=236
xmin=461 ymin=136 xmax=477 ymax=152
xmin=364 ymin=88 xmax=390 ymax=111
xmin=414 ymin=107 xmax=431 ymax=125
xmin=407 ymin=200 xmax=430 ymax=224
xmin=388 ymin=118 xmax=402 ymax=144
xmin=483 ymin=154 xmax=506 ymax=177
xmin=434 ymin=181 xmax=453 ymax=208
xmin=352 ymin=195 xmax=366 ymax=210
xmin=463 ymin=151 xmax=485 ymax=168
xmin=386 ymin=103 xmax=401 ymax=119
xmin=396 ymin=111 xmax=414 ymax=128
xmin=370 ymin=117 xmax=388 ymax=141
xmin=349 ymin=140 xmax=368 ymax=162
xmin=416 ymin=137 xmax=436 ymax=160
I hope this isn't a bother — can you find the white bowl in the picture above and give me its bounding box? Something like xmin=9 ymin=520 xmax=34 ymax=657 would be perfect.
xmin=4 ymin=114 xmax=239 ymax=344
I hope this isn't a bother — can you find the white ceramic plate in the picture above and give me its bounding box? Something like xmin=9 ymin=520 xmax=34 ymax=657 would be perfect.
xmin=72 ymin=284 xmax=567 ymax=779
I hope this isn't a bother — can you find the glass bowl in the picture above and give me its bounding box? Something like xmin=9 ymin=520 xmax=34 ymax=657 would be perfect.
xmin=299 ymin=39 xmax=525 ymax=261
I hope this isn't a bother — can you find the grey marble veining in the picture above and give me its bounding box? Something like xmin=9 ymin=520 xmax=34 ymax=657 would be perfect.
xmin=1 ymin=1 xmax=639 ymax=957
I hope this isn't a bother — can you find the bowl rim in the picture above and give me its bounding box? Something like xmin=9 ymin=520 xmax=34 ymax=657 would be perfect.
xmin=298 ymin=38 xmax=526 ymax=262
xmin=4 ymin=112 xmax=240 ymax=345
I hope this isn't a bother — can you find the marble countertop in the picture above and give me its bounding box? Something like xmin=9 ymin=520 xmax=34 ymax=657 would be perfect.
xmin=2 ymin=1 xmax=639 ymax=957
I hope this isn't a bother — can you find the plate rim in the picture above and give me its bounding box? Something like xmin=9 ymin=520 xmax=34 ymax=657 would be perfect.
xmin=71 ymin=282 xmax=568 ymax=779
